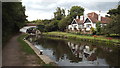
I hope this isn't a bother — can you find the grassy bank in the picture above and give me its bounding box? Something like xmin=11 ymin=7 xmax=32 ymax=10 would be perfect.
xmin=43 ymin=32 xmax=120 ymax=45
xmin=17 ymin=34 xmax=56 ymax=66
xmin=17 ymin=34 xmax=35 ymax=54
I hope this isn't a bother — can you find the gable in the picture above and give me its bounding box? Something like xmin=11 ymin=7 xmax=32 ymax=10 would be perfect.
xmin=84 ymin=18 xmax=91 ymax=23
xmin=71 ymin=19 xmax=77 ymax=24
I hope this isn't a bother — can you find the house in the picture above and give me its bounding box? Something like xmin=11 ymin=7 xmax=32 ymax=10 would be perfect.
xmin=68 ymin=15 xmax=84 ymax=31
xmin=68 ymin=12 xmax=110 ymax=33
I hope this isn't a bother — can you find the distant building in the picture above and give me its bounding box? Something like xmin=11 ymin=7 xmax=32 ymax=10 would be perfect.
xmin=68 ymin=12 xmax=110 ymax=33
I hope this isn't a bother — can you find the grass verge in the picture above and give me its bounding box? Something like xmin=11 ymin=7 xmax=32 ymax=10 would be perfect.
xmin=17 ymin=34 xmax=35 ymax=54
xmin=43 ymin=32 xmax=120 ymax=45
xmin=17 ymin=34 xmax=53 ymax=65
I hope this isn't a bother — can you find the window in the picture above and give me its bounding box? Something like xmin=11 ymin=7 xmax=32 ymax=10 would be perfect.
xmin=86 ymin=24 xmax=91 ymax=28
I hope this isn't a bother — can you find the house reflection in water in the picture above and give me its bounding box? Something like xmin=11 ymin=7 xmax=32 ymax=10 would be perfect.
xmin=26 ymin=35 xmax=119 ymax=66
xmin=67 ymin=42 xmax=97 ymax=62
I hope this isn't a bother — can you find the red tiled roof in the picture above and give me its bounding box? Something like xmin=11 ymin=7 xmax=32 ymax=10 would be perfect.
xmin=87 ymin=12 xmax=98 ymax=20
xmin=75 ymin=19 xmax=84 ymax=24
xmin=87 ymin=12 xmax=110 ymax=23
xmin=88 ymin=16 xmax=98 ymax=23
xmin=101 ymin=17 xmax=111 ymax=23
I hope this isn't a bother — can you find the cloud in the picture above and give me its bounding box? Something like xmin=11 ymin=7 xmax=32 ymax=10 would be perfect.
xmin=22 ymin=0 xmax=119 ymax=21
xmin=84 ymin=2 xmax=118 ymax=11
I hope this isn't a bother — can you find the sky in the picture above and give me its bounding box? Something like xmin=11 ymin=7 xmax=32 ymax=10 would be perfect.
xmin=21 ymin=0 xmax=119 ymax=21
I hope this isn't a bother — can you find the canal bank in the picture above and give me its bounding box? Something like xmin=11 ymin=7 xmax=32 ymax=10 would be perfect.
xmin=24 ymin=39 xmax=55 ymax=64
xmin=43 ymin=32 xmax=120 ymax=46
xmin=3 ymin=34 xmax=43 ymax=66
xmin=25 ymin=34 xmax=120 ymax=66
xmin=17 ymin=34 xmax=57 ymax=66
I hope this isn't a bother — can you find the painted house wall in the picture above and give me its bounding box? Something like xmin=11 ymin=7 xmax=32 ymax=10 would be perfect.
xmin=68 ymin=24 xmax=79 ymax=30
xmin=68 ymin=24 xmax=83 ymax=30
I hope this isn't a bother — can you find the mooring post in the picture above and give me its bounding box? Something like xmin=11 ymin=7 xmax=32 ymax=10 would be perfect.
xmin=39 ymin=50 xmax=43 ymax=55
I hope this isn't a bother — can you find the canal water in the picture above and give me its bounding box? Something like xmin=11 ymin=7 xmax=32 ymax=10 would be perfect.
xmin=26 ymin=35 xmax=119 ymax=66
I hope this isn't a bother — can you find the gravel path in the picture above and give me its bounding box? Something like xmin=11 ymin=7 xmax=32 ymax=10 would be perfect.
xmin=2 ymin=34 xmax=41 ymax=66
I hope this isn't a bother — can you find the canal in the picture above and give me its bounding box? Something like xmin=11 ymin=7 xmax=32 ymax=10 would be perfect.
xmin=26 ymin=35 xmax=120 ymax=66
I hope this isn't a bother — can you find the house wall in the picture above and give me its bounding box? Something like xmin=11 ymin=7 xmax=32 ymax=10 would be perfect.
xmin=84 ymin=22 xmax=92 ymax=31
xmin=68 ymin=22 xmax=97 ymax=31
xmin=78 ymin=24 xmax=83 ymax=29
xmin=84 ymin=22 xmax=96 ymax=31
xmin=93 ymin=23 xmax=96 ymax=28
xmin=68 ymin=24 xmax=83 ymax=30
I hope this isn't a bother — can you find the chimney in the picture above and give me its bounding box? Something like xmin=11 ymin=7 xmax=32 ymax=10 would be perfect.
xmin=76 ymin=15 xmax=79 ymax=19
xmin=80 ymin=15 xmax=84 ymax=20
xmin=98 ymin=11 xmax=101 ymax=21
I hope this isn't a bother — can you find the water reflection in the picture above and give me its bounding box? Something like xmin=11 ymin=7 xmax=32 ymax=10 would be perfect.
xmin=67 ymin=42 xmax=97 ymax=62
xmin=26 ymin=35 xmax=120 ymax=66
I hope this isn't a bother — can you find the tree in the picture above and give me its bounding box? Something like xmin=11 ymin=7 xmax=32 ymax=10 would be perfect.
xmin=45 ymin=20 xmax=59 ymax=32
xmin=96 ymin=21 xmax=102 ymax=34
xmin=105 ymin=5 xmax=120 ymax=35
xmin=105 ymin=15 xmax=120 ymax=35
xmin=57 ymin=6 xmax=84 ymax=31
xmin=54 ymin=7 xmax=65 ymax=20
xmin=50 ymin=20 xmax=59 ymax=31
xmin=107 ymin=9 xmax=118 ymax=16
xmin=37 ymin=25 xmax=45 ymax=33
xmin=2 ymin=2 xmax=27 ymax=45
xmin=69 ymin=6 xmax=84 ymax=19
xmin=58 ymin=16 xmax=71 ymax=31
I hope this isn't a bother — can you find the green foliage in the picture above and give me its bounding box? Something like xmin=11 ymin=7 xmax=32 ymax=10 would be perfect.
xmin=90 ymin=27 xmax=96 ymax=35
xmin=2 ymin=2 xmax=27 ymax=45
xmin=106 ymin=15 xmax=120 ymax=35
xmin=107 ymin=9 xmax=118 ymax=16
xmin=37 ymin=25 xmax=45 ymax=32
xmin=96 ymin=21 xmax=102 ymax=34
xmin=107 ymin=5 xmax=120 ymax=16
xmin=17 ymin=34 xmax=35 ymax=54
xmin=43 ymin=31 xmax=119 ymax=43
xmin=69 ymin=6 xmax=84 ymax=19
xmin=45 ymin=20 xmax=59 ymax=32
xmin=58 ymin=16 xmax=71 ymax=31
xmin=57 ymin=6 xmax=84 ymax=31
xmin=105 ymin=5 xmax=120 ymax=35
xmin=54 ymin=7 xmax=65 ymax=20
xmin=27 ymin=6 xmax=84 ymax=32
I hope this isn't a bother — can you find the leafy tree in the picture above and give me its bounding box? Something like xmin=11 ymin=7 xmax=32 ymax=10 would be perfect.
xmin=45 ymin=20 xmax=59 ymax=32
xmin=105 ymin=15 xmax=120 ymax=35
xmin=37 ymin=25 xmax=45 ymax=33
xmin=105 ymin=5 xmax=120 ymax=35
xmin=2 ymin=2 xmax=27 ymax=45
xmin=96 ymin=21 xmax=102 ymax=34
xmin=41 ymin=19 xmax=51 ymax=25
xmin=107 ymin=9 xmax=118 ymax=16
xmin=69 ymin=6 xmax=84 ymax=19
xmin=58 ymin=6 xmax=84 ymax=31
xmin=50 ymin=20 xmax=59 ymax=31
xmin=54 ymin=7 xmax=65 ymax=20
xmin=58 ymin=16 xmax=71 ymax=31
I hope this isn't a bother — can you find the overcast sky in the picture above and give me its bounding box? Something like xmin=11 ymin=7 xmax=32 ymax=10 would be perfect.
xmin=22 ymin=0 xmax=119 ymax=21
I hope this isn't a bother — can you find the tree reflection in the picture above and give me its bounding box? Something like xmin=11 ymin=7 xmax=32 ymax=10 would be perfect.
xmin=26 ymin=35 xmax=120 ymax=66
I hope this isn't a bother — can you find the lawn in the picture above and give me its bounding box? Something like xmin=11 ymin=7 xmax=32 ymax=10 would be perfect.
xmin=43 ymin=32 xmax=120 ymax=44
